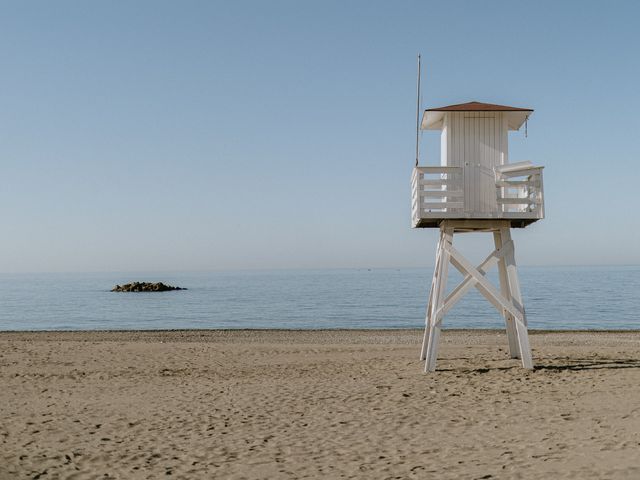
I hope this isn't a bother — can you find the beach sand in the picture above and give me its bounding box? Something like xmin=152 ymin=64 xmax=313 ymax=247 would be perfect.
xmin=2 ymin=329 xmax=640 ymax=479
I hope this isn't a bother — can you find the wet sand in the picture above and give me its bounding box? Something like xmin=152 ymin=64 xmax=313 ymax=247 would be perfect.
xmin=2 ymin=329 xmax=640 ymax=479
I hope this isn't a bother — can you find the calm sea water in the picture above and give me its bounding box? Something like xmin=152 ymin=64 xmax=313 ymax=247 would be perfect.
xmin=0 ymin=267 xmax=638 ymax=331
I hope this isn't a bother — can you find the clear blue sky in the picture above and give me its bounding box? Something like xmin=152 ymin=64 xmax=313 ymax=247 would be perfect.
xmin=1 ymin=0 xmax=639 ymax=273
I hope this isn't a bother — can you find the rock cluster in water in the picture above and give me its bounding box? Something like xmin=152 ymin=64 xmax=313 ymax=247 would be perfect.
xmin=111 ymin=282 xmax=186 ymax=292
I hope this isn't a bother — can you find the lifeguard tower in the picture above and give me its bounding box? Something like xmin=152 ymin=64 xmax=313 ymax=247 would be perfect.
xmin=413 ymin=101 xmax=544 ymax=372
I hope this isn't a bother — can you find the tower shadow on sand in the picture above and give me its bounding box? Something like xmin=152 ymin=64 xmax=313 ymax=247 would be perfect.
xmin=437 ymin=358 xmax=640 ymax=373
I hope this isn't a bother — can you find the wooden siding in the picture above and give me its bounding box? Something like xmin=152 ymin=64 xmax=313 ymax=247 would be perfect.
xmin=442 ymin=112 xmax=508 ymax=214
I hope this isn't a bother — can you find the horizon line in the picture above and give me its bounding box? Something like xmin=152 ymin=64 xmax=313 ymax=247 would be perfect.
xmin=0 ymin=263 xmax=638 ymax=276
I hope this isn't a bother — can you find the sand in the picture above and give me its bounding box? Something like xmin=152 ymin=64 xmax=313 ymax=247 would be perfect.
xmin=2 ymin=329 xmax=640 ymax=479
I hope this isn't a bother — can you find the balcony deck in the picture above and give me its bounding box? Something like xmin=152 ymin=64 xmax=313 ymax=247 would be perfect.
xmin=411 ymin=163 xmax=544 ymax=229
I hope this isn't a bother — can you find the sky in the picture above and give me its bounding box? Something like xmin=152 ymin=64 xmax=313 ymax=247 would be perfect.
xmin=1 ymin=0 xmax=639 ymax=273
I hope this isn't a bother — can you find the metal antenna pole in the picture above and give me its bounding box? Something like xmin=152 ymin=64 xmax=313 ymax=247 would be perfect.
xmin=415 ymin=54 xmax=422 ymax=167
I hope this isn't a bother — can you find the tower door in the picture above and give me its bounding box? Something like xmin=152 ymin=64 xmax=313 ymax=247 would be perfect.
xmin=463 ymin=116 xmax=500 ymax=214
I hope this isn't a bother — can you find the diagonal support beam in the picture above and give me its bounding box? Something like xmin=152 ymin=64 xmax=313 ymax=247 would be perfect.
xmin=446 ymin=244 xmax=524 ymax=322
xmin=434 ymin=245 xmax=508 ymax=322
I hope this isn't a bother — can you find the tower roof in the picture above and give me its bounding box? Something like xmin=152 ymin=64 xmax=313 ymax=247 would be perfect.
xmin=425 ymin=101 xmax=533 ymax=112
xmin=422 ymin=101 xmax=533 ymax=130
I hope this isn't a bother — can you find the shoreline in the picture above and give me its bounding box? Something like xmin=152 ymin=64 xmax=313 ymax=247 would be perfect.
xmin=3 ymin=328 xmax=640 ymax=344
xmin=4 ymin=327 xmax=640 ymax=333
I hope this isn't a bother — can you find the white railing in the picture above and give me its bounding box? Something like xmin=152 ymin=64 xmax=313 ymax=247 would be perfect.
xmin=411 ymin=166 xmax=464 ymax=227
xmin=494 ymin=161 xmax=545 ymax=220
xmin=411 ymin=162 xmax=545 ymax=227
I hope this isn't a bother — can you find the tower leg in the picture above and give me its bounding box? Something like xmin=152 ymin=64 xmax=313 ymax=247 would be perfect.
xmin=425 ymin=226 xmax=452 ymax=372
xmin=420 ymin=321 xmax=430 ymax=361
xmin=500 ymin=227 xmax=533 ymax=369
xmin=494 ymin=230 xmax=520 ymax=359
xmin=420 ymin=236 xmax=442 ymax=360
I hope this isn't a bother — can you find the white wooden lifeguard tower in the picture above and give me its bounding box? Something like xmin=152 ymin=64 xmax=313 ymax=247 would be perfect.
xmin=412 ymin=100 xmax=545 ymax=372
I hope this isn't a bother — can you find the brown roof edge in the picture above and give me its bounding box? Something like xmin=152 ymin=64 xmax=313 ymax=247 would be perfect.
xmin=425 ymin=101 xmax=533 ymax=112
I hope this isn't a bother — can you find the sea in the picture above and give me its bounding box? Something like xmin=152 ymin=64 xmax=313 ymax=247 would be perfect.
xmin=0 ymin=266 xmax=638 ymax=331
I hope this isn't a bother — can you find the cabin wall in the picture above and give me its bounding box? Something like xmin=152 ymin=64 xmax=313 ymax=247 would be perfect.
xmin=440 ymin=116 xmax=448 ymax=167
xmin=441 ymin=111 xmax=509 ymax=214
xmin=501 ymin=113 xmax=508 ymax=166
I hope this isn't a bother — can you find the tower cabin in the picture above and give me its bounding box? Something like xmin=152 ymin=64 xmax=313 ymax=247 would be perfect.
xmin=411 ymin=101 xmax=544 ymax=228
xmin=413 ymin=101 xmax=545 ymax=372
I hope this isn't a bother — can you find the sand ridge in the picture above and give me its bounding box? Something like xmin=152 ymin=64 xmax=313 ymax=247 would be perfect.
xmin=2 ymin=329 xmax=640 ymax=479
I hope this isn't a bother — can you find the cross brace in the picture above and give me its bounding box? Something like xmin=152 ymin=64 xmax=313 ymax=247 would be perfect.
xmin=420 ymin=220 xmax=533 ymax=372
